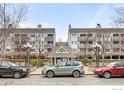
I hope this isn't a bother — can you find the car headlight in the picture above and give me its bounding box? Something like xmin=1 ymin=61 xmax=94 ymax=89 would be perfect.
xmin=96 ymin=69 xmax=102 ymax=72
xmin=23 ymin=69 xmax=27 ymax=72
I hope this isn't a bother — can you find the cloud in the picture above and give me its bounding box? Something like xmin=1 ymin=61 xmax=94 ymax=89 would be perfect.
xmin=88 ymin=4 xmax=110 ymax=28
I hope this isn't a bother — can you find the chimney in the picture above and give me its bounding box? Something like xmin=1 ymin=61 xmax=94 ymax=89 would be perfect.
xmin=69 ymin=24 xmax=71 ymax=29
xmin=37 ymin=24 xmax=42 ymax=29
xmin=8 ymin=24 xmax=13 ymax=29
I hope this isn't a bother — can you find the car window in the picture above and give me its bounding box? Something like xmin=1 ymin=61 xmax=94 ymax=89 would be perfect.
xmin=57 ymin=62 xmax=66 ymax=67
xmin=66 ymin=61 xmax=74 ymax=66
xmin=114 ymin=63 xmax=122 ymax=67
xmin=1 ymin=62 xmax=11 ymax=67
xmin=122 ymin=63 xmax=124 ymax=67
xmin=73 ymin=61 xmax=80 ymax=66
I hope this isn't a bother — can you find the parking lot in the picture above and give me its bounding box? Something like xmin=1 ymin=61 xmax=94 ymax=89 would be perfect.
xmin=0 ymin=75 xmax=124 ymax=85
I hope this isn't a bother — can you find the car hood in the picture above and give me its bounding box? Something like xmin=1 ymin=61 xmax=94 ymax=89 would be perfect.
xmin=96 ymin=67 xmax=110 ymax=71
xmin=43 ymin=65 xmax=55 ymax=70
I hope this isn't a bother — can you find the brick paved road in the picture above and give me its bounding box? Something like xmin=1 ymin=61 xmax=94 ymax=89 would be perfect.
xmin=0 ymin=75 xmax=124 ymax=85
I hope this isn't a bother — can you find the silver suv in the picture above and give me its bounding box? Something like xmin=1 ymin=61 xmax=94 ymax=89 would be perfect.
xmin=42 ymin=61 xmax=84 ymax=78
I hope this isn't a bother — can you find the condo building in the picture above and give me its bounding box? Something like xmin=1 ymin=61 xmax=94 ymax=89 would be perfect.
xmin=68 ymin=24 xmax=124 ymax=60
xmin=0 ymin=25 xmax=56 ymax=56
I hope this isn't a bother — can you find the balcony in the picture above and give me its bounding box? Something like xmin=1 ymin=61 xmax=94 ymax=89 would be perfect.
xmin=46 ymin=44 xmax=53 ymax=48
xmin=45 ymin=36 xmax=54 ymax=41
xmin=77 ymin=37 xmax=87 ymax=41
xmin=112 ymin=37 xmax=120 ymax=41
xmin=112 ymin=44 xmax=120 ymax=48
xmin=11 ymin=37 xmax=29 ymax=42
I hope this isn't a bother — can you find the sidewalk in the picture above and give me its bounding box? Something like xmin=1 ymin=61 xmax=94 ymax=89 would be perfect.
xmin=30 ymin=66 xmax=94 ymax=75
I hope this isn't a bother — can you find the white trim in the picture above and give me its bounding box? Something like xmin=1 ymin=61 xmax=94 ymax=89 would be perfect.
xmin=56 ymin=46 xmax=68 ymax=53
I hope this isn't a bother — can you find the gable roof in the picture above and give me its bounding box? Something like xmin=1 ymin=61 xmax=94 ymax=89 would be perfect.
xmin=48 ymin=42 xmax=75 ymax=58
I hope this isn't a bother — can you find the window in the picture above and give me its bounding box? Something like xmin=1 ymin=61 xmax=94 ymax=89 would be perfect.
xmin=113 ymin=41 xmax=119 ymax=44
xmin=88 ymin=41 xmax=92 ymax=44
xmin=121 ymin=48 xmax=124 ymax=52
xmin=21 ymin=34 xmax=27 ymax=37
xmin=47 ymin=34 xmax=53 ymax=37
xmin=87 ymin=34 xmax=92 ymax=37
xmin=21 ymin=41 xmax=27 ymax=44
xmin=122 ymin=63 xmax=124 ymax=67
xmin=66 ymin=61 xmax=74 ymax=66
xmin=71 ymin=41 xmax=77 ymax=45
xmin=121 ymin=41 xmax=124 ymax=44
xmin=73 ymin=61 xmax=80 ymax=66
xmin=31 ymin=34 xmax=35 ymax=37
xmin=80 ymin=41 xmax=86 ymax=44
xmin=121 ymin=34 xmax=124 ymax=37
xmin=80 ymin=34 xmax=86 ymax=37
xmin=113 ymin=48 xmax=120 ymax=52
xmin=113 ymin=34 xmax=119 ymax=37
xmin=15 ymin=41 xmax=19 ymax=44
xmin=58 ymin=48 xmax=66 ymax=52
xmin=15 ymin=34 xmax=20 ymax=37
xmin=105 ymin=33 xmax=110 ymax=37
xmin=1 ymin=62 xmax=11 ymax=67
xmin=88 ymin=48 xmax=92 ymax=52
xmin=72 ymin=33 xmax=76 ymax=36
xmin=105 ymin=49 xmax=110 ymax=52
xmin=57 ymin=62 xmax=66 ymax=67
xmin=97 ymin=41 xmax=102 ymax=44
xmin=114 ymin=63 xmax=122 ymax=67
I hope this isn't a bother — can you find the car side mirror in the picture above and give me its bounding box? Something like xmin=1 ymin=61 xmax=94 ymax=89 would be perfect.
xmin=113 ymin=65 xmax=117 ymax=68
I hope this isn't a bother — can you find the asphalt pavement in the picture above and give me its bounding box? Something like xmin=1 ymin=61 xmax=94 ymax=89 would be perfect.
xmin=0 ymin=75 xmax=124 ymax=85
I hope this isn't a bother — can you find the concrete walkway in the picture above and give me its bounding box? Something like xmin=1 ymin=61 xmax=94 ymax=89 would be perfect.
xmin=30 ymin=66 xmax=94 ymax=75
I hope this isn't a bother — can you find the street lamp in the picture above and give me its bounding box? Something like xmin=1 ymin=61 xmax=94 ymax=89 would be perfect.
xmin=92 ymin=23 xmax=102 ymax=68
xmin=92 ymin=42 xmax=102 ymax=68
xmin=24 ymin=43 xmax=32 ymax=66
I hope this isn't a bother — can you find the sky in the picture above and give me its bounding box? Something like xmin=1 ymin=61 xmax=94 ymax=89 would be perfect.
xmin=19 ymin=3 xmax=118 ymax=42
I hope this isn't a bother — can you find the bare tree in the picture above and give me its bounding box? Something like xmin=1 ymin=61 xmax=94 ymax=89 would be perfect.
xmin=111 ymin=4 xmax=124 ymax=27
xmin=0 ymin=3 xmax=29 ymax=60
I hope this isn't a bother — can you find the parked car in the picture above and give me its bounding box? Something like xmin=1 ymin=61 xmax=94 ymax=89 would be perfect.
xmin=94 ymin=62 xmax=124 ymax=79
xmin=42 ymin=61 xmax=85 ymax=78
xmin=0 ymin=61 xmax=30 ymax=79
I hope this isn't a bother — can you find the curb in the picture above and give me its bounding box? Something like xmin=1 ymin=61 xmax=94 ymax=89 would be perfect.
xmin=29 ymin=73 xmax=95 ymax=75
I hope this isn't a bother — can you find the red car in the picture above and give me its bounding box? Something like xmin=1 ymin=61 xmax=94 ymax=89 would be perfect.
xmin=94 ymin=62 xmax=124 ymax=79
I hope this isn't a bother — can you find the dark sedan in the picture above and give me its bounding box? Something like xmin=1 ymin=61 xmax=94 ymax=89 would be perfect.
xmin=0 ymin=61 xmax=29 ymax=79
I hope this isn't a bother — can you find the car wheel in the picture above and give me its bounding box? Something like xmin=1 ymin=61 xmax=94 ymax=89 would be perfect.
xmin=103 ymin=72 xmax=111 ymax=79
xmin=73 ymin=71 xmax=80 ymax=78
xmin=47 ymin=71 xmax=54 ymax=78
xmin=13 ymin=72 xmax=21 ymax=79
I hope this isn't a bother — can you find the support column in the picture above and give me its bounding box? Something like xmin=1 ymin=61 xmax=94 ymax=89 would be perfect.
xmin=54 ymin=57 xmax=56 ymax=65
xmin=68 ymin=57 xmax=69 ymax=61
xmin=50 ymin=58 xmax=52 ymax=65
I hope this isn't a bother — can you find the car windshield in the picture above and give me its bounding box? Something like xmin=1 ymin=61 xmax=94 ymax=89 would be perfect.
xmin=8 ymin=62 xmax=18 ymax=66
xmin=107 ymin=62 xmax=116 ymax=67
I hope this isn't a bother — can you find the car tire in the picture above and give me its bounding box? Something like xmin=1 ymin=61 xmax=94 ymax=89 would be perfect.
xmin=73 ymin=70 xmax=80 ymax=78
xmin=13 ymin=72 xmax=21 ymax=79
xmin=103 ymin=71 xmax=111 ymax=79
xmin=47 ymin=71 xmax=54 ymax=78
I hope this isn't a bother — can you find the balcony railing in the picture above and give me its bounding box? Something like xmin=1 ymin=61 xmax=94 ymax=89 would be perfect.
xmin=11 ymin=37 xmax=29 ymax=41
xmin=45 ymin=36 xmax=54 ymax=41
